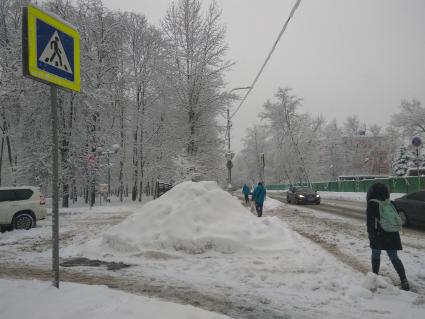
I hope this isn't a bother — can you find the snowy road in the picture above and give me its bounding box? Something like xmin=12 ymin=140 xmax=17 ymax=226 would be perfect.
xmin=265 ymin=195 xmax=425 ymax=291
xmin=269 ymin=193 xmax=366 ymax=221
xmin=269 ymin=193 xmax=425 ymax=234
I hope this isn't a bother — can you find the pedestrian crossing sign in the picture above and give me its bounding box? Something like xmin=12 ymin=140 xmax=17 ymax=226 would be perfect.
xmin=22 ymin=4 xmax=80 ymax=92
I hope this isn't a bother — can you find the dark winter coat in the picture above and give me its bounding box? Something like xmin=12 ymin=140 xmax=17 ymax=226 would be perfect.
xmin=366 ymin=200 xmax=402 ymax=250
xmin=242 ymin=185 xmax=250 ymax=195
xmin=252 ymin=185 xmax=266 ymax=204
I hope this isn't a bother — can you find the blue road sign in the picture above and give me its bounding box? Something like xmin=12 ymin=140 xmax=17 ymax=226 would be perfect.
xmin=36 ymin=19 xmax=74 ymax=82
xmin=412 ymin=137 xmax=422 ymax=148
xmin=23 ymin=4 xmax=80 ymax=91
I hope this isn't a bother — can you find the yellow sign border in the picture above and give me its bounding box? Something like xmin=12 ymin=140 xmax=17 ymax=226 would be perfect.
xmin=26 ymin=5 xmax=80 ymax=92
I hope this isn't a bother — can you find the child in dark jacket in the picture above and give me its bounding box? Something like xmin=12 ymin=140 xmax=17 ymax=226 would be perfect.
xmin=252 ymin=182 xmax=266 ymax=217
xmin=242 ymin=184 xmax=250 ymax=204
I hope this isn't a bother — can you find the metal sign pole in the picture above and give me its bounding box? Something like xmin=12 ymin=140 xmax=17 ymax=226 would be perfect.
xmin=416 ymin=148 xmax=420 ymax=178
xmin=23 ymin=4 xmax=80 ymax=289
xmin=51 ymin=85 xmax=60 ymax=288
xmin=412 ymin=137 xmax=422 ymax=179
xmin=107 ymin=153 xmax=111 ymax=199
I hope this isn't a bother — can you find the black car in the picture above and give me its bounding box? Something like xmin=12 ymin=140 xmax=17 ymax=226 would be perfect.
xmin=286 ymin=186 xmax=320 ymax=205
xmin=393 ymin=190 xmax=425 ymax=227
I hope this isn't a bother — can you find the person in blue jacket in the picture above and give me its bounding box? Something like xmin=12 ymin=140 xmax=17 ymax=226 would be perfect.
xmin=252 ymin=182 xmax=266 ymax=217
xmin=242 ymin=184 xmax=250 ymax=204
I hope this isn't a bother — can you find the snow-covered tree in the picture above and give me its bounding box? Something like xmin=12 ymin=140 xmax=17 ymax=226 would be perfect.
xmin=392 ymin=146 xmax=411 ymax=176
xmin=391 ymin=99 xmax=425 ymax=138
xmin=237 ymin=125 xmax=269 ymax=185
xmin=121 ymin=12 xmax=165 ymax=201
xmin=392 ymin=145 xmax=425 ymax=176
xmin=161 ymin=0 xmax=232 ymax=181
xmin=343 ymin=115 xmax=361 ymax=136
xmin=321 ymin=120 xmax=345 ymax=180
xmin=260 ymin=87 xmax=323 ymax=185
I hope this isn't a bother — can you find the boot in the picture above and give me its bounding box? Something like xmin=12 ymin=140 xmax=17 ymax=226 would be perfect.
xmin=391 ymin=258 xmax=410 ymax=291
xmin=371 ymin=257 xmax=380 ymax=274
xmin=401 ymin=280 xmax=410 ymax=291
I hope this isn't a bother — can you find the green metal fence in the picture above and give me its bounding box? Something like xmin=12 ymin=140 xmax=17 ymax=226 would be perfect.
xmin=267 ymin=176 xmax=425 ymax=194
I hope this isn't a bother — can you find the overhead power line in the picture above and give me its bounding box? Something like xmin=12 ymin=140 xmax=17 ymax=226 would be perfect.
xmin=230 ymin=0 xmax=302 ymax=119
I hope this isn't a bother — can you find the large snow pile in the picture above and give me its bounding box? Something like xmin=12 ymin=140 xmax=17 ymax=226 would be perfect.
xmin=0 ymin=278 xmax=230 ymax=319
xmin=100 ymin=181 xmax=294 ymax=254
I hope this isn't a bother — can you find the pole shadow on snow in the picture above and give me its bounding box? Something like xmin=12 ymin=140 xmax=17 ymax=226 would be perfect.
xmin=60 ymin=257 xmax=131 ymax=271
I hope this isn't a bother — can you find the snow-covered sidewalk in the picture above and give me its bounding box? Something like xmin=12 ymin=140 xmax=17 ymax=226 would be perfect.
xmin=0 ymin=278 xmax=230 ymax=319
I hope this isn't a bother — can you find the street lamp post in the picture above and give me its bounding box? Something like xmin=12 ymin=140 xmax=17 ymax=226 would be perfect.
xmin=96 ymin=144 xmax=120 ymax=199
xmin=259 ymin=152 xmax=265 ymax=183
xmin=226 ymin=86 xmax=251 ymax=191
xmin=412 ymin=137 xmax=422 ymax=178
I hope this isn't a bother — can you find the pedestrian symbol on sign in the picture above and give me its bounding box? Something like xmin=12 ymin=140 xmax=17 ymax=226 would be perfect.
xmin=39 ymin=31 xmax=72 ymax=74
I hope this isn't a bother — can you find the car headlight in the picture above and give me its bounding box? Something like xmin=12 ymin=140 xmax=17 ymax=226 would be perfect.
xmin=316 ymin=194 xmax=320 ymax=198
xmin=297 ymin=194 xmax=305 ymax=198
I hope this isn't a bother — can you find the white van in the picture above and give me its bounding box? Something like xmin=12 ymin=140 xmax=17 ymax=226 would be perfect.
xmin=0 ymin=186 xmax=47 ymax=231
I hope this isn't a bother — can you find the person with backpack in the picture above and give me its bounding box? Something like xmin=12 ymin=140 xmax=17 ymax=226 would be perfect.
xmin=252 ymin=182 xmax=266 ymax=217
xmin=366 ymin=183 xmax=409 ymax=291
xmin=242 ymin=184 xmax=250 ymax=204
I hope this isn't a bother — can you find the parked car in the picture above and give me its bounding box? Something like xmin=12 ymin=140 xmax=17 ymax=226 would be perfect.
xmin=393 ymin=190 xmax=425 ymax=227
xmin=286 ymin=186 xmax=320 ymax=205
xmin=0 ymin=186 xmax=47 ymax=231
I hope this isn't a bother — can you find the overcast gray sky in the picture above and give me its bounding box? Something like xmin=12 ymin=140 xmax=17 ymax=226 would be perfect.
xmin=103 ymin=0 xmax=425 ymax=152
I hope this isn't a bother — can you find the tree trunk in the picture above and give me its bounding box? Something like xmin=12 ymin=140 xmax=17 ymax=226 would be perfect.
xmin=61 ymin=94 xmax=75 ymax=208
xmin=0 ymin=136 xmax=4 ymax=187
xmin=71 ymin=179 xmax=77 ymax=203
xmin=89 ymin=112 xmax=98 ymax=206
xmin=188 ymin=109 xmax=195 ymax=155
xmin=5 ymin=135 xmax=15 ymax=185
xmin=90 ymin=171 xmax=96 ymax=206
xmin=138 ymin=179 xmax=143 ymax=202
xmin=62 ymin=184 xmax=69 ymax=208
xmin=132 ymin=126 xmax=138 ymax=201
xmin=145 ymin=180 xmax=150 ymax=196
xmin=119 ymin=99 xmax=125 ymax=202
xmin=84 ymin=185 xmax=88 ymax=204
xmin=138 ymin=111 xmax=144 ymax=202
xmin=119 ymin=161 xmax=124 ymax=202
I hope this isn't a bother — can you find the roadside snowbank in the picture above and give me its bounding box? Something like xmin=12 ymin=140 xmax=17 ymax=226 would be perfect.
xmin=0 ymin=278 xmax=230 ymax=319
xmin=97 ymin=181 xmax=294 ymax=254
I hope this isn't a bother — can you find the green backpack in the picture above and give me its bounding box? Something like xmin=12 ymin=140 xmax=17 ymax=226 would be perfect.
xmin=369 ymin=199 xmax=402 ymax=232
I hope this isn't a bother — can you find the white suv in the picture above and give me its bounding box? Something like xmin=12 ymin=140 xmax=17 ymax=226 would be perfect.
xmin=0 ymin=186 xmax=47 ymax=231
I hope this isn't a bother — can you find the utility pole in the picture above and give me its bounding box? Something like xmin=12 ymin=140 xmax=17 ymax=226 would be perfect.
xmin=227 ymin=108 xmax=231 ymax=154
xmin=225 ymin=86 xmax=251 ymax=191
xmin=260 ymin=153 xmax=265 ymax=183
xmin=96 ymin=144 xmax=120 ymax=201
xmin=107 ymin=153 xmax=111 ymax=198
xmin=225 ymin=107 xmax=234 ymax=190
